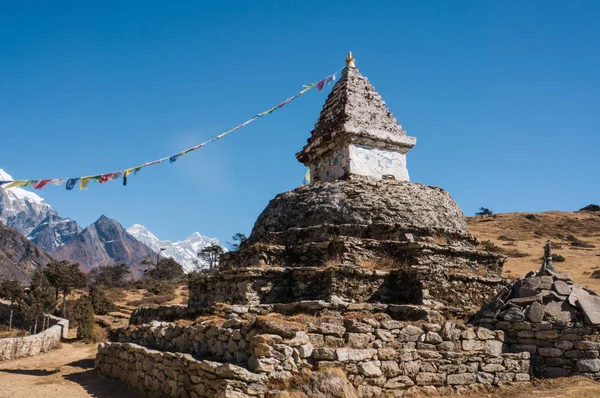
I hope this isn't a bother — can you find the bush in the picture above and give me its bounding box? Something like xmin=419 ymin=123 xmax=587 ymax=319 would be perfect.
xmin=481 ymin=240 xmax=503 ymax=253
xmin=571 ymin=240 xmax=596 ymax=248
xmin=505 ymin=249 xmax=529 ymax=258
xmin=524 ymin=214 xmax=539 ymax=221
xmin=144 ymin=279 xmax=175 ymax=296
xmin=89 ymin=285 xmax=117 ymax=315
xmin=552 ymin=254 xmax=566 ymax=262
xmin=73 ymin=296 xmax=95 ymax=342
xmin=498 ymin=235 xmax=516 ymax=242
xmin=591 ymin=270 xmax=600 ymax=279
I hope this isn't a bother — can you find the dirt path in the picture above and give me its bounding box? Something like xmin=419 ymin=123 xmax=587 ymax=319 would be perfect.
xmin=0 ymin=342 xmax=140 ymax=398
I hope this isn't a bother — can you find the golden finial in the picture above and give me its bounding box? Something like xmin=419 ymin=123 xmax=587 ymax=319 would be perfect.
xmin=345 ymin=51 xmax=356 ymax=68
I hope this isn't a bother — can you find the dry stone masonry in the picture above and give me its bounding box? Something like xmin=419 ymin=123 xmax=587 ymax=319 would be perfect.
xmin=96 ymin=54 xmax=600 ymax=397
xmin=0 ymin=299 xmax=68 ymax=360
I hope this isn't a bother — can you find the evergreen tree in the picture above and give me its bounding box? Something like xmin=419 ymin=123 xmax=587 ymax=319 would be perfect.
xmin=73 ymin=295 xmax=95 ymax=342
xmin=198 ymin=245 xmax=225 ymax=271
xmin=45 ymin=261 xmax=87 ymax=318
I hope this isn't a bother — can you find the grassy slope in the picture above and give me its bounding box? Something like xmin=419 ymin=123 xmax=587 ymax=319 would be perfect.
xmin=468 ymin=211 xmax=600 ymax=291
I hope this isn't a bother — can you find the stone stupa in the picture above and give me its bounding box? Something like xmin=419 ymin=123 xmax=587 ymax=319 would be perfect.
xmin=190 ymin=52 xmax=507 ymax=317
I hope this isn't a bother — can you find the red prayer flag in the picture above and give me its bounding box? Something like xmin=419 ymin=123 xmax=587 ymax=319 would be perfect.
xmin=33 ymin=180 xmax=52 ymax=189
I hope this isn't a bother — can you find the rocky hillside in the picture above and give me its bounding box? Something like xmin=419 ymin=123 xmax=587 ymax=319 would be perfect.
xmin=0 ymin=221 xmax=52 ymax=281
xmin=468 ymin=207 xmax=600 ymax=292
xmin=51 ymin=215 xmax=155 ymax=278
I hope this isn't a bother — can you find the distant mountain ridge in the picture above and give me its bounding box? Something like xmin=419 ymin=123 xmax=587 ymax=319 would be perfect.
xmin=127 ymin=224 xmax=224 ymax=273
xmin=0 ymin=168 xmax=223 ymax=276
xmin=51 ymin=215 xmax=155 ymax=278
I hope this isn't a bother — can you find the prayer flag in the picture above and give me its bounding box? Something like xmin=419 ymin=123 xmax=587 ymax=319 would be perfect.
xmin=80 ymin=177 xmax=92 ymax=190
xmin=66 ymin=178 xmax=79 ymax=190
xmin=100 ymin=173 xmax=114 ymax=183
xmin=33 ymin=180 xmax=52 ymax=189
xmin=51 ymin=179 xmax=67 ymax=186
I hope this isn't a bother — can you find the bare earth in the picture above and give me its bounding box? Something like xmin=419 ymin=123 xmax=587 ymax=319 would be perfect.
xmin=1 ymin=211 xmax=599 ymax=397
xmin=0 ymin=341 xmax=140 ymax=398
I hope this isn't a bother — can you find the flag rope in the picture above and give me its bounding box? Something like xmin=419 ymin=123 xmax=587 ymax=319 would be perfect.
xmin=1 ymin=67 xmax=342 ymax=191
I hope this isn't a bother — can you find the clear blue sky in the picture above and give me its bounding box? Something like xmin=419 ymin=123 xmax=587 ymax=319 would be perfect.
xmin=1 ymin=1 xmax=599 ymax=244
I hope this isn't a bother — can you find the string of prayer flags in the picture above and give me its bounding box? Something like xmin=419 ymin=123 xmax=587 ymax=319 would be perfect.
xmin=2 ymin=66 xmax=343 ymax=192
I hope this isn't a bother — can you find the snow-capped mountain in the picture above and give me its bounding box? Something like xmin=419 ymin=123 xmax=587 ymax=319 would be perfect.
xmin=127 ymin=224 xmax=223 ymax=273
xmin=52 ymin=215 xmax=155 ymax=278
xmin=0 ymin=169 xmax=81 ymax=251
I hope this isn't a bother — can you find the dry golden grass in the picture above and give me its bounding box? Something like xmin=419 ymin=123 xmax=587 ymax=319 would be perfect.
xmin=468 ymin=211 xmax=600 ymax=292
xmin=256 ymin=313 xmax=308 ymax=331
xmin=456 ymin=376 xmax=600 ymax=397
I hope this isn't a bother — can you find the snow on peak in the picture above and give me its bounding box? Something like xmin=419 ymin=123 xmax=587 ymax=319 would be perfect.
xmin=0 ymin=168 xmax=55 ymax=237
xmin=127 ymin=224 xmax=224 ymax=273
xmin=0 ymin=169 xmax=14 ymax=181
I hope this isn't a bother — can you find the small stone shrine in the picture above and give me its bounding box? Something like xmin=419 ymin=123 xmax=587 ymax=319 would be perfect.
xmin=95 ymin=53 xmax=600 ymax=397
xmin=473 ymin=240 xmax=600 ymax=379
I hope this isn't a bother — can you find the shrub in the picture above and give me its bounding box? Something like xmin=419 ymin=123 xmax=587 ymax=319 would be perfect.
xmin=571 ymin=240 xmax=596 ymax=248
xmin=498 ymin=235 xmax=516 ymax=242
xmin=552 ymin=254 xmax=566 ymax=262
xmin=505 ymin=249 xmax=529 ymax=258
xmin=89 ymin=285 xmax=117 ymax=315
xmin=481 ymin=240 xmax=503 ymax=253
xmin=591 ymin=270 xmax=600 ymax=279
xmin=73 ymin=296 xmax=95 ymax=342
xmin=525 ymin=214 xmax=539 ymax=221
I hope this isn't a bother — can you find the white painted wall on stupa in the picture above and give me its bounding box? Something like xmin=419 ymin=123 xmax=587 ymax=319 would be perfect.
xmin=348 ymin=144 xmax=409 ymax=181
xmin=309 ymin=144 xmax=409 ymax=182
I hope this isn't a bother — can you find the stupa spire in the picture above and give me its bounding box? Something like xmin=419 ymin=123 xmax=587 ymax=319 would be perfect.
xmin=296 ymin=52 xmax=416 ymax=183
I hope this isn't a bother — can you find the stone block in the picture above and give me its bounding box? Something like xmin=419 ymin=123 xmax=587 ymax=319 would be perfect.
xmin=375 ymin=329 xmax=394 ymax=342
xmin=578 ymin=359 xmax=600 ymax=372
xmin=358 ymin=361 xmax=382 ymax=377
xmin=416 ymin=372 xmax=446 ymax=386
xmin=526 ymin=301 xmax=544 ymax=323
xmin=378 ymin=348 xmax=397 ymax=360
xmin=554 ymin=340 xmax=574 ymax=350
xmin=336 ymin=348 xmax=377 ymax=362
xmin=575 ymin=341 xmax=600 ymax=350
xmin=485 ymin=340 xmax=504 ymax=356
xmin=384 ymin=376 xmax=415 ymax=389
xmin=535 ymin=330 xmax=559 ymax=340
xmin=510 ymin=344 xmax=537 ymax=354
xmin=312 ymin=348 xmax=336 ymax=360
xmin=462 ymin=340 xmax=485 ymax=351
xmin=477 ymin=372 xmax=494 ymax=385
xmin=346 ymin=333 xmax=371 ymax=349
xmin=538 ymin=348 xmax=563 ymax=357
xmin=318 ymin=323 xmax=346 ymax=337
xmin=447 ymin=373 xmax=476 ymax=385
xmin=481 ymin=363 xmax=505 ymax=372
xmin=423 ymin=332 xmax=443 ymax=344
xmin=542 ymin=367 xmax=568 ymax=378
xmin=381 ymin=360 xmax=401 ymax=377
xmin=397 ymin=326 xmax=424 ymax=342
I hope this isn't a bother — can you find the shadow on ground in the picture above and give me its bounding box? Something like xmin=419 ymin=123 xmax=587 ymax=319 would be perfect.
xmin=0 ymin=368 xmax=60 ymax=376
xmin=64 ymin=369 xmax=142 ymax=398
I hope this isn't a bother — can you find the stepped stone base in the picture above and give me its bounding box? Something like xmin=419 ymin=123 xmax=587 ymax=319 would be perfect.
xmin=188 ymin=266 xmax=507 ymax=315
xmin=99 ymin=304 xmax=532 ymax=397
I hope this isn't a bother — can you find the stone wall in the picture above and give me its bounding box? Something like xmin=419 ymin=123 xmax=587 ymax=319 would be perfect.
xmin=129 ymin=305 xmax=202 ymax=325
xmin=188 ymin=266 xmax=505 ymax=313
xmin=474 ymin=317 xmax=600 ymax=379
xmin=0 ymin=314 xmax=68 ymax=360
xmin=102 ymin=309 xmax=531 ymax=396
xmin=96 ymin=342 xmax=268 ymax=398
